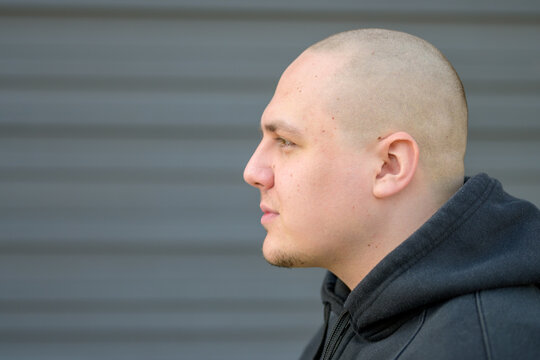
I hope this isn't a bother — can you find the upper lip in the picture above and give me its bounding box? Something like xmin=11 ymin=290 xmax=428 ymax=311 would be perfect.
xmin=260 ymin=204 xmax=279 ymax=214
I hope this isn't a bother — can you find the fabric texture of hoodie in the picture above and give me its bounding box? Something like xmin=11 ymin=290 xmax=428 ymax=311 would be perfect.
xmin=300 ymin=173 xmax=540 ymax=360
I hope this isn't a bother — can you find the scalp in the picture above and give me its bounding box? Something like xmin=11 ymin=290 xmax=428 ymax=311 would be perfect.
xmin=309 ymin=29 xmax=468 ymax=194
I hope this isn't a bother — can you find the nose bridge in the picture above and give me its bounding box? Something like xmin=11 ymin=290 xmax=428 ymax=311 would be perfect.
xmin=243 ymin=140 xmax=273 ymax=189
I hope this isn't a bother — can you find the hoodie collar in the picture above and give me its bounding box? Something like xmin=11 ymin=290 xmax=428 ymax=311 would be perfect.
xmin=320 ymin=173 xmax=540 ymax=338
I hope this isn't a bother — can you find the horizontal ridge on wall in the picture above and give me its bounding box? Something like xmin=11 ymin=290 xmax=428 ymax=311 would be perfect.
xmin=0 ymin=1 xmax=539 ymax=24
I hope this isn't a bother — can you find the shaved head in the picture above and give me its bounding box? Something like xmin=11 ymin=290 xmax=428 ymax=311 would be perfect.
xmin=245 ymin=28 xmax=470 ymax=284
xmin=307 ymin=29 xmax=468 ymax=195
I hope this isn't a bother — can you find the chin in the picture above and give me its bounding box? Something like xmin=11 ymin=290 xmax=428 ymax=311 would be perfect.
xmin=262 ymin=236 xmax=310 ymax=268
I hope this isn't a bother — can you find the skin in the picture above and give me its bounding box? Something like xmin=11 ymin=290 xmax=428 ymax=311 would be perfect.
xmin=243 ymin=29 xmax=467 ymax=290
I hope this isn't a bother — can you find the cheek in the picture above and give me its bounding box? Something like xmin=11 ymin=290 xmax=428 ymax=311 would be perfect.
xmin=312 ymin=159 xmax=368 ymax=214
xmin=274 ymin=162 xmax=318 ymax=215
xmin=276 ymin=149 xmax=368 ymax=217
xmin=277 ymin=167 xmax=308 ymax=203
xmin=281 ymin=161 xmax=337 ymax=214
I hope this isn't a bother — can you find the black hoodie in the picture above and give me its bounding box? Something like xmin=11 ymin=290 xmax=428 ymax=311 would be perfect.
xmin=300 ymin=173 xmax=540 ymax=360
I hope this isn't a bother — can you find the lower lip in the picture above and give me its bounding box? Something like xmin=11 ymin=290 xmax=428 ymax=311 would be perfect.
xmin=261 ymin=212 xmax=279 ymax=224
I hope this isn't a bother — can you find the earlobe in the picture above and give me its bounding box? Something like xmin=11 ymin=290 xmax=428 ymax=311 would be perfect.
xmin=373 ymin=132 xmax=419 ymax=198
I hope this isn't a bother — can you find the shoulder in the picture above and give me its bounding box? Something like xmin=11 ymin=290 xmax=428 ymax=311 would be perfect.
xmin=400 ymin=286 xmax=540 ymax=360
xmin=475 ymin=286 xmax=540 ymax=359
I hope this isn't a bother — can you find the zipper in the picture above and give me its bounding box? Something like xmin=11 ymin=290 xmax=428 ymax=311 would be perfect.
xmin=320 ymin=310 xmax=351 ymax=360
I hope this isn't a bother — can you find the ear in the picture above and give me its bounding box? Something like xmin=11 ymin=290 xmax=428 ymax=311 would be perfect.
xmin=373 ymin=132 xmax=419 ymax=198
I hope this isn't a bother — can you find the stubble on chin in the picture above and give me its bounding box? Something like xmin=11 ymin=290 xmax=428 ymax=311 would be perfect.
xmin=263 ymin=247 xmax=308 ymax=268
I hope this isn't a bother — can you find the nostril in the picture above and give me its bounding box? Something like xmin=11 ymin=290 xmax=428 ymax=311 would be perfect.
xmin=243 ymin=166 xmax=274 ymax=190
xmin=243 ymin=168 xmax=259 ymax=188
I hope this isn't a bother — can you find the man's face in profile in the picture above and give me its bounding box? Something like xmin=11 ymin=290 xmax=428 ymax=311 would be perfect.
xmin=243 ymin=50 xmax=375 ymax=269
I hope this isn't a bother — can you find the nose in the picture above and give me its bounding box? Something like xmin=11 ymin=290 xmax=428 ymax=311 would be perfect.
xmin=243 ymin=144 xmax=274 ymax=190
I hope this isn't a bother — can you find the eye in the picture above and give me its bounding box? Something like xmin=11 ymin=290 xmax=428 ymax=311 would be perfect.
xmin=275 ymin=137 xmax=295 ymax=148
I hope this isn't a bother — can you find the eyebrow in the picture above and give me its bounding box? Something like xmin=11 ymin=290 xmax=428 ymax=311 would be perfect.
xmin=262 ymin=120 xmax=303 ymax=137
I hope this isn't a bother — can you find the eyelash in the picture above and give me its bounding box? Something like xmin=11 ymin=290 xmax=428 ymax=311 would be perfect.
xmin=275 ymin=137 xmax=295 ymax=148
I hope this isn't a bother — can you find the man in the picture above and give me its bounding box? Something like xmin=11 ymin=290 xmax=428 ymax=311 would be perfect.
xmin=243 ymin=29 xmax=540 ymax=359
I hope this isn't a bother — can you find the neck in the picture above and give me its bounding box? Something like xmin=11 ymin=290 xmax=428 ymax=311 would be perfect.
xmin=331 ymin=182 xmax=451 ymax=290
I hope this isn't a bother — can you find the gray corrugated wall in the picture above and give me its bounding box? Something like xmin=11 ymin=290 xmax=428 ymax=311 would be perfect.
xmin=0 ymin=1 xmax=539 ymax=359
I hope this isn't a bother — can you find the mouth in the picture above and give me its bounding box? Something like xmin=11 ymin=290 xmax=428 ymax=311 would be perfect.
xmin=260 ymin=204 xmax=279 ymax=225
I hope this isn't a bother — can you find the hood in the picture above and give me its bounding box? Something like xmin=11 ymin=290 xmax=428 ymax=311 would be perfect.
xmin=321 ymin=173 xmax=540 ymax=339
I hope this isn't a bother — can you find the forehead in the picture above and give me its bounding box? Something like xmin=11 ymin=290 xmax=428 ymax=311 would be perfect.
xmin=261 ymin=50 xmax=347 ymax=131
xmin=278 ymin=50 xmax=347 ymax=94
